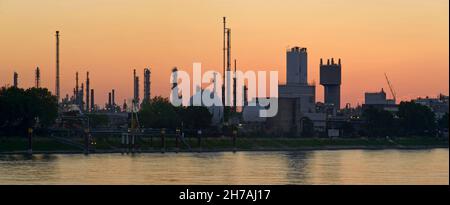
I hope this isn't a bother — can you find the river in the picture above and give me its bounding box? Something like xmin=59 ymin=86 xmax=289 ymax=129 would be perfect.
xmin=0 ymin=149 xmax=448 ymax=184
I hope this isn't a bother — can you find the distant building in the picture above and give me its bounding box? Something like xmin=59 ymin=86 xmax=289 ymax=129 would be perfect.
xmin=363 ymin=88 xmax=397 ymax=112
xmin=414 ymin=94 xmax=449 ymax=119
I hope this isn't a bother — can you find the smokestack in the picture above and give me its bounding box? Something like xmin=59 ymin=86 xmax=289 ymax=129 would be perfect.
xmin=86 ymin=72 xmax=90 ymax=112
xmin=222 ymin=17 xmax=226 ymax=108
xmin=90 ymin=89 xmax=94 ymax=112
xmin=108 ymin=92 xmax=112 ymax=111
xmin=244 ymin=85 xmax=248 ymax=106
xmin=112 ymin=89 xmax=115 ymax=106
xmin=133 ymin=69 xmax=140 ymax=105
xmin=35 ymin=67 xmax=40 ymax=88
xmin=80 ymin=83 xmax=84 ymax=111
xmin=227 ymin=29 xmax=231 ymax=72
xmin=144 ymin=68 xmax=151 ymax=102
xmin=135 ymin=76 xmax=139 ymax=105
xmin=225 ymin=28 xmax=232 ymax=107
xmin=75 ymin=72 xmax=79 ymax=102
xmin=13 ymin=72 xmax=18 ymax=87
xmin=55 ymin=31 xmax=60 ymax=102
xmin=233 ymin=59 xmax=237 ymax=112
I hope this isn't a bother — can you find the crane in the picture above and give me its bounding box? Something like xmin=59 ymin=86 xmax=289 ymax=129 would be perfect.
xmin=384 ymin=73 xmax=397 ymax=104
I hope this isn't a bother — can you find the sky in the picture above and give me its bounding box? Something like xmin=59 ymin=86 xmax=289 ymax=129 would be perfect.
xmin=0 ymin=0 xmax=448 ymax=107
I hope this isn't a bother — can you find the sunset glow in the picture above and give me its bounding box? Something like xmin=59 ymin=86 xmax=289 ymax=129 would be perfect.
xmin=0 ymin=0 xmax=448 ymax=107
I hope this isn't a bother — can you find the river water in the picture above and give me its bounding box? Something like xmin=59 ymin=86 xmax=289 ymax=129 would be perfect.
xmin=0 ymin=149 xmax=448 ymax=184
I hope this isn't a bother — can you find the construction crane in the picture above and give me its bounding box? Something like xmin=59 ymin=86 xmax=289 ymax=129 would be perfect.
xmin=384 ymin=73 xmax=397 ymax=104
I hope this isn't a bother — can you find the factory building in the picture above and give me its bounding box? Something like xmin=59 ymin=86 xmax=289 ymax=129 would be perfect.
xmin=363 ymin=88 xmax=397 ymax=112
xmin=320 ymin=58 xmax=341 ymax=112
xmin=264 ymin=47 xmax=318 ymax=136
xmin=364 ymin=88 xmax=395 ymax=105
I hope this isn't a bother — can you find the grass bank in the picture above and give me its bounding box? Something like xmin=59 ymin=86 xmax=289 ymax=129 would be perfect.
xmin=0 ymin=135 xmax=448 ymax=154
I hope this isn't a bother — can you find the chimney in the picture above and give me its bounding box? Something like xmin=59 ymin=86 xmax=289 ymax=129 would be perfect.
xmin=75 ymin=72 xmax=79 ymax=102
xmin=13 ymin=72 xmax=18 ymax=87
xmin=35 ymin=67 xmax=40 ymax=88
xmin=90 ymin=89 xmax=94 ymax=112
xmin=108 ymin=92 xmax=112 ymax=111
xmin=86 ymin=72 xmax=90 ymax=112
xmin=112 ymin=89 xmax=115 ymax=106
xmin=55 ymin=31 xmax=60 ymax=102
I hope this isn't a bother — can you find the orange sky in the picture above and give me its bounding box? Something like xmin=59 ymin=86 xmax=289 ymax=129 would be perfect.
xmin=0 ymin=0 xmax=448 ymax=107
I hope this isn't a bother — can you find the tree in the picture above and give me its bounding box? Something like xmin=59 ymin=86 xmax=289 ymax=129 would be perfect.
xmin=362 ymin=106 xmax=395 ymax=137
xmin=437 ymin=112 xmax=448 ymax=130
xmin=398 ymin=101 xmax=437 ymax=136
xmin=0 ymin=87 xmax=57 ymax=135
xmin=138 ymin=96 xmax=180 ymax=129
xmin=178 ymin=106 xmax=212 ymax=129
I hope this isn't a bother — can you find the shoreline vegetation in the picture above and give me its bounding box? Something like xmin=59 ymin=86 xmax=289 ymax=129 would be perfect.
xmin=0 ymin=136 xmax=448 ymax=155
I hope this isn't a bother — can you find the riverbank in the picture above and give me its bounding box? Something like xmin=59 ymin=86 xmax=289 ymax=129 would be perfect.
xmin=0 ymin=136 xmax=448 ymax=155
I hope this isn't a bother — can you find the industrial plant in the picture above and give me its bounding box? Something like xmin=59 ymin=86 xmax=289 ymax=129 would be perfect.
xmin=3 ymin=17 xmax=449 ymax=149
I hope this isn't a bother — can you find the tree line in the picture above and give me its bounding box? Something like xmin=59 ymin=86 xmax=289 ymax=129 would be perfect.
xmin=362 ymin=101 xmax=448 ymax=137
xmin=0 ymin=87 xmax=58 ymax=136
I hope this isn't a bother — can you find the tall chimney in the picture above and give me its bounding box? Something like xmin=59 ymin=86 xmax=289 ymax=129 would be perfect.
xmin=222 ymin=17 xmax=226 ymax=108
xmin=144 ymin=68 xmax=151 ymax=102
xmin=108 ymin=92 xmax=112 ymax=111
xmin=225 ymin=28 xmax=232 ymax=107
xmin=13 ymin=72 xmax=18 ymax=87
xmin=90 ymin=89 xmax=94 ymax=112
xmin=35 ymin=67 xmax=40 ymax=88
xmin=112 ymin=89 xmax=115 ymax=106
xmin=80 ymin=83 xmax=84 ymax=111
xmin=233 ymin=59 xmax=237 ymax=112
xmin=133 ymin=69 xmax=139 ymax=104
xmin=135 ymin=76 xmax=140 ymax=105
xmin=75 ymin=72 xmax=79 ymax=102
xmin=55 ymin=31 xmax=60 ymax=102
xmin=86 ymin=71 xmax=90 ymax=112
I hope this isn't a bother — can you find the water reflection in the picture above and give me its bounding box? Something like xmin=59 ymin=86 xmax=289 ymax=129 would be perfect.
xmin=0 ymin=149 xmax=448 ymax=185
xmin=284 ymin=152 xmax=310 ymax=184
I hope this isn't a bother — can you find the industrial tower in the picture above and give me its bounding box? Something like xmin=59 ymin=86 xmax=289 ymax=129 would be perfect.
xmin=35 ymin=67 xmax=40 ymax=88
xmin=13 ymin=72 xmax=18 ymax=87
xmin=55 ymin=31 xmax=60 ymax=102
xmin=320 ymin=58 xmax=342 ymax=111
xmin=133 ymin=69 xmax=140 ymax=106
xmin=144 ymin=68 xmax=151 ymax=102
xmin=222 ymin=17 xmax=232 ymax=108
xmin=287 ymin=47 xmax=308 ymax=85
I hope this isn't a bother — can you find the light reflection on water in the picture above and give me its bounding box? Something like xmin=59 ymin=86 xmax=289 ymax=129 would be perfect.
xmin=0 ymin=149 xmax=448 ymax=185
